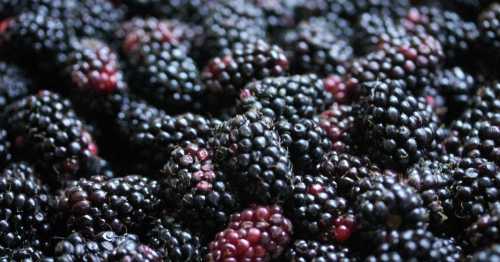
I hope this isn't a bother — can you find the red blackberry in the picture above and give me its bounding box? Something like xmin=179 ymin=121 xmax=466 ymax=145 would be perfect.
xmin=470 ymin=244 xmax=500 ymax=262
xmin=287 ymin=174 xmax=353 ymax=243
xmin=207 ymin=205 xmax=293 ymax=261
xmin=160 ymin=143 xmax=239 ymax=235
xmin=239 ymin=74 xmax=333 ymax=122
xmin=56 ymin=175 xmax=161 ymax=237
xmin=465 ymin=203 xmax=500 ymax=250
xmin=284 ymin=239 xmax=358 ymax=261
xmin=0 ymin=162 xmax=52 ymax=256
xmin=146 ymin=216 xmax=203 ymax=261
xmin=5 ymin=90 xmax=101 ymax=183
xmin=478 ymin=3 xmax=500 ymax=54
xmin=203 ymin=39 xmax=289 ymax=101
xmin=0 ymin=61 xmax=33 ymax=110
xmin=353 ymin=80 xmax=439 ymax=169
xmin=276 ymin=118 xmax=332 ymax=173
xmin=212 ymin=110 xmax=293 ymax=204
xmin=318 ymin=103 xmax=356 ymax=152
xmin=434 ymin=67 xmax=477 ymax=120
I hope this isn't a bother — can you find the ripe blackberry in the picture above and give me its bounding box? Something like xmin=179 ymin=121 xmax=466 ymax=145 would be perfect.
xmin=56 ymin=175 xmax=161 ymax=237
xmin=212 ymin=110 xmax=293 ymax=204
xmin=203 ymin=39 xmax=289 ymax=101
xmin=239 ymin=74 xmax=333 ymax=122
xmin=160 ymin=143 xmax=239 ymax=235
xmin=478 ymin=3 xmax=500 ymax=53
xmin=0 ymin=162 xmax=52 ymax=255
xmin=5 ymin=90 xmax=101 ymax=182
xmin=354 ymin=176 xmax=429 ymax=233
xmin=0 ymin=61 xmax=33 ymax=110
xmin=287 ymin=175 xmax=353 ymax=243
xmin=444 ymin=0 xmax=495 ymax=18
xmin=434 ymin=67 xmax=477 ymax=120
xmin=0 ymin=0 xmax=26 ymax=18
xmin=284 ymin=239 xmax=357 ymax=261
xmin=318 ymin=103 xmax=355 ymax=152
xmin=146 ymin=216 xmax=202 ymax=261
xmin=403 ymin=6 xmax=480 ymax=61
xmin=470 ymin=244 xmax=500 ymax=262
xmin=0 ymin=129 xmax=11 ymax=169
xmin=364 ymin=229 xmax=462 ymax=261
xmin=276 ymin=118 xmax=331 ymax=173
xmin=251 ymin=0 xmax=295 ymax=34
xmin=73 ymin=0 xmax=125 ymax=40
xmin=122 ymin=0 xmax=209 ymax=23
xmin=353 ymin=80 xmax=439 ymax=169
xmin=287 ymin=17 xmax=353 ymax=76
xmin=465 ymin=203 xmax=500 ymax=249
xmin=354 ymin=12 xmax=407 ymax=54
xmin=207 ymin=205 xmax=293 ymax=261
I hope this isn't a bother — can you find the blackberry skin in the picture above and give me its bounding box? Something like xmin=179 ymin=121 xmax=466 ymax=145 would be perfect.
xmin=478 ymin=3 xmax=500 ymax=53
xmin=434 ymin=67 xmax=477 ymax=120
xmin=287 ymin=175 xmax=353 ymax=243
xmin=73 ymin=0 xmax=125 ymax=40
xmin=212 ymin=110 xmax=293 ymax=204
xmin=465 ymin=203 xmax=500 ymax=249
xmin=287 ymin=17 xmax=353 ymax=76
xmin=403 ymin=6 xmax=480 ymax=61
xmin=284 ymin=239 xmax=357 ymax=261
xmin=354 ymin=176 xmax=429 ymax=233
xmin=200 ymin=0 xmax=267 ymax=60
xmin=364 ymin=229 xmax=462 ymax=262
xmin=353 ymin=80 xmax=439 ymax=169
xmin=5 ymin=90 xmax=101 ymax=183
xmin=0 ymin=61 xmax=33 ymax=111
xmin=470 ymin=244 xmax=500 ymax=262
xmin=239 ymin=74 xmax=333 ymax=122
xmin=0 ymin=162 xmax=52 ymax=256
xmin=318 ymin=103 xmax=355 ymax=152
xmin=56 ymin=175 xmax=161 ymax=237
xmin=160 ymin=143 xmax=239 ymax=236
xmin=207 ymin=205 xmax=293 ymax=261
xmin=202 ymin=39 xmax=289 ymax=101
xmin=276 ymin=118 xmax=331 ymax=173
xmin=146 ymin=216 xmax=202 ymax=261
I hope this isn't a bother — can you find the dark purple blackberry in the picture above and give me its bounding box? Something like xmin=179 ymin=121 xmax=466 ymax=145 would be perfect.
xmin=212 ymin=110 xmax=293 ymax=204
xmin=0 ymin=0 xmax=27 ymax=18
xmin=0 ymin=162 xmax=52 ymax=256
xmin=239 ymin=74 xmax=333 ymax=122
xmin=318 ymin=103 xmax=355 ymax=152
xmin=287 ymin=17 xmax=353 ymax=76
xmin=287 ymin=175 xmax=353 ymax=243
xmin=364 ymin=229 xmax=462 ymax=261
xmin=403 ymin=6 xmax=480 ymax=61
xmin=160 ymin=143 xmax=239 ymax=235
xmin=276 ymin=118 xmax=331 ymax=173
xmin=465 ymin=203 xmax=500 ymax=249
xmin=470 ymin=244 xmax=500 ymax=262
xmin=122 ymin=0 xmax=209 ymax=23
xmin=354 ymin=12 xmax=408 ymax=54
xmin=353 ymin=80 xmax=439 ymax=169
xmin=354 ymin=176 xmax=429 ymax=232
xmin=200 ymin=0 xmax=267 ymax=60
xmin=0 ymin=129 xmax=11 ymax=169
xmin=207 ymin=205 xmax=293 ymax=261
xmin=434 ymin=67 xmax=477 ymax=120
xmin=478 ymin=3 xmax=500 ymax=54
xmin=444 ymin=0 xmax=495 ymax=18
xmin=56 ymin=175 xmax=161 ymax=237
xmin=5 ymin=90 xmax=102 ymax=183
xmin=202 ymin=39 xmax=289 ymax=101
xmin=0 ymin=61 xmax=33 ymax=110
xmin=73 ymin=0 xmax=125 ymax=40
xmin=0 ymin=246 xmax=46 ymax=261
xmin=251 ymin=0 xmax=295 ymax=34
xmin=284 ymin=239 xmax=358 ymax=261
xmin=146 ymin=216 xmax=203 ymax=261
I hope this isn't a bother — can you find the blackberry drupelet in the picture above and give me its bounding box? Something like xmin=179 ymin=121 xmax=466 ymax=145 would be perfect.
xmin=287 ymin=175 xmax=352 ymax=243
xmin=434 ymin=67 xmax=477 ymax=120
xmin=0 ymin=129 xmax=11 ymax=169
xmin=5 ymin=90 xmax=101 ymax=182
xmin=207 ymin=205 xmax=293 ymax=261
xmin=284 ymin=239 xmax=358 ymax=261
xmin=318 ymin=103 xmax=355 ymax=152
xmin=239 ymin=74 xmax=333 ymax=122
xmin=470 ymin=244 xmax=500 ymax=262
xmin=276 ymin=118 xmax=331 ymax=173
xmin=146 ymin=216 xmax=203 ymax=261
xmin=478 ymin=3 xmax=500 ymax=54
xmin=465 ymin=203 xmax=500 ymax=250
xmin=0 ymin=162 xmax=52 ymax=256
xmin=0 ymin=61 xmax=33 ymax=110
xmin=203 ymin=39 xmax=289 ymax=100
xmin=56 ymin=175 xmax=161 ymax=237
xmin=212 ymin=110 xmax=293 ymax=204
xmin=160 ymin=143 xmax=239 ymax=236
xmin=353 ymin=80 xmax=439 ymax=169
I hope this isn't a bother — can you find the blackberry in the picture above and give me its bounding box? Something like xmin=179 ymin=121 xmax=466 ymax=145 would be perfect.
xmin=284 ymin=239 xmax=358 ymax=261
xmin=444 ymin=0 xmax=495 ymax=18
xmin=202 ymin=39 xmax=289 ymax=101
xmin=56 ymin=175 xmax=161 ymax=237
xmin=434 ymin=67 xmax=477 ymax=120
xmin=122 ymin=0 xmax=209 ymax=23
xmin=403 ymin=6 xmax=480 ymax=61
xmin=0 ymin=61 xmax=33 ymax=111
xmin=212 ymin=110 xmax=293 ymax=204
xmin=318 ymin=103 xmax=355 ymax=152
xmin=0 ymin=246 xmax=45 ymax=261
xmin=465 ymin=203 xmax=500 ymax=249
xmin=73 ymin=0 xmax=125 ymax=40
xmin=0 ymin=129 xmax=11 ymax=169
xmin=251 ymin=0 xmax=295 ymax=34
xmin=0 ymin=162 xmax=52 ymax=256
xmin=287 ymin=175 xmax=353 ymax=243
xmin=470 ymin=244 xmax=500 ymax=262
xmin=478 ymin=3 xmax=500 ymax=53
xmin=5 ymin=90 xmax=101 ymax=183
xmin=353 ymin=80 xmax=439 ymax=169
xmin=276 ymin=118 xmax=331 ymax=173
xmin=239 ymin=74 xmax=333 ymax=122
xmin=207 ymin=205 xmax=293 ymax=261
xmin=287 ymin=17 xmax=353 ymax=76
xmin=354 ymin=176 xmax=429 ymax=233
xmin=0 ymin=0 xmax=26 ymax=18
xmin=364 ymin=229 xmax=462 ymax=261
xmin=146 ymin=216 xmax=202 ymax=261
xmin=354 ymin=12 xmax=408 ymax=54
xmin=160 ymin=143 xmax=239 ymax=235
